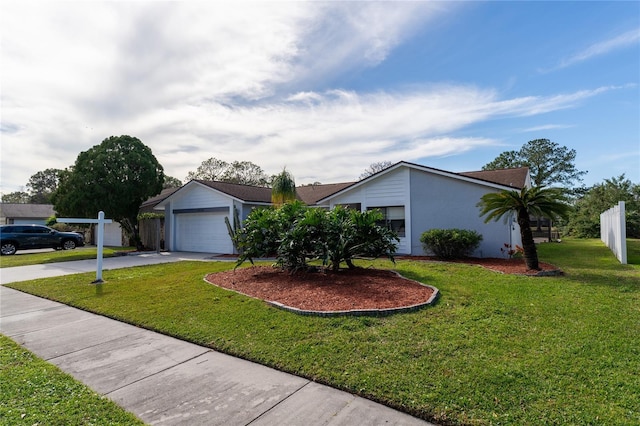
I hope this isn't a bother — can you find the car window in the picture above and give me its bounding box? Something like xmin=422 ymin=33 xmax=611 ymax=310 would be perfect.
xmin=33 ymin=227 xmax=51 ymax=234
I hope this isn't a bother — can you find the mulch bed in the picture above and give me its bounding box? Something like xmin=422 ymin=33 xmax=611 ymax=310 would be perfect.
xmin=205 ymin=257 xmax=561 ymax=314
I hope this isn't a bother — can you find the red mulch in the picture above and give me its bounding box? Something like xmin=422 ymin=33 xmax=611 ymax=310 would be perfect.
xmin=205 ymin=257 xmax=560 ymax=313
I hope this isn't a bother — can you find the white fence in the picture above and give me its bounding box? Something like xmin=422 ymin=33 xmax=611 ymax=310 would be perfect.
xmin=600 ymin=201 xmax=627 ymax=264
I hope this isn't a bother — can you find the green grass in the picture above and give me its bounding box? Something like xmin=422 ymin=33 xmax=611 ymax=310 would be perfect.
xmin=0 ymin=335 xmax=144 ymax=425
xmin=0 ymin=246 xmax=135 ymax=268
xmin=6 ymin=238 xmax=639 ymax=425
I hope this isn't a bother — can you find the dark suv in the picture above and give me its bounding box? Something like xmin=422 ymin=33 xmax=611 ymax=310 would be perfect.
xmin=0 ymin=225 xmax=85 ymax=255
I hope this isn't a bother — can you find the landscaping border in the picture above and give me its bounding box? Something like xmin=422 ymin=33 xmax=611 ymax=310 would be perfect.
xmin=205 ymin=270 xmax=440 ymax=317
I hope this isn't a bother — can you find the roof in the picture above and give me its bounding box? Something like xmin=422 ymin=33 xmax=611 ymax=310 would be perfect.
xmin=147 ymin=163 xmax=530 ymax=209
xmin=139 ymin=187 xmax=180 ymax=212
xmin=196 ymin=180 xmax=273 ymax=203
xmin=0 ymin=203 xmax=55 ymax=219
xmin=459 ymin=167 xmax=530 ymax=189
xmin=296 ymin=182 xmax=355 ymax=205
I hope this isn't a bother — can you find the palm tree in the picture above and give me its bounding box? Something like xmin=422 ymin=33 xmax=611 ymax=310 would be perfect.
xmin=478 ymin=187 xmax=571 ymax=270
xmin=271 ymin=168 xmax=297 ymax=205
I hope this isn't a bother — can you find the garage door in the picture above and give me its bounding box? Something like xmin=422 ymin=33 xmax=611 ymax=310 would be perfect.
xmin=175 ymin=212 xmax=233 ymax=253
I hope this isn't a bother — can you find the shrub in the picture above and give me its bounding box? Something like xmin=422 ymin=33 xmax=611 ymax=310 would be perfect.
xmin=235 ymin=200 xmax=307 ymax=267
xmin=236 ymin=203 xmax=399 ymax=272
xmin=420 ymin=228 xmax=483 ymax=259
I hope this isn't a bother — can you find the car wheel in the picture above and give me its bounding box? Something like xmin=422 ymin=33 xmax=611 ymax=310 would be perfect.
xmin=1 ymin=242 xmax=17 ymax=255
xmin=62 ymin=239 xmax=77 ymax=250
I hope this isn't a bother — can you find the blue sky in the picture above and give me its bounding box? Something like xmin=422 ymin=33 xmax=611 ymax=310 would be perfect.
xmin=1 ymin=1 xmax=638 ymax=195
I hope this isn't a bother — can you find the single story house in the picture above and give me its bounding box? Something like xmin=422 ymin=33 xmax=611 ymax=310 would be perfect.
xmin=0 ymin=203 xmax=55 ymax=225
xmin=153 ymin=161 xmax=530 ymax=258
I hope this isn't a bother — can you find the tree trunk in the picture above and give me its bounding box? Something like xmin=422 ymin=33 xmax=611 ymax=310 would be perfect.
xmin=517 ymin=208 xmax=539 ymax=270
xmin=346 ymin=258 xmax=356 ymax=269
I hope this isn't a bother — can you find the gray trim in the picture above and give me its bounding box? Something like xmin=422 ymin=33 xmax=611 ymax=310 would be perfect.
xmin=173 ymin=207 xmax=230 ymax=214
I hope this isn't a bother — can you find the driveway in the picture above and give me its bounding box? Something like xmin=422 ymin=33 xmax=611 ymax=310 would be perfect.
xmin=0 ymin=251 xmax=228 ymax=285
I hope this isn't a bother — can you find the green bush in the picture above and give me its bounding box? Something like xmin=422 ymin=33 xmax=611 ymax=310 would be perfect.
xmin=420 ymin=228 xmax=483 ymax=259
xmin=236 ymin=203 xmax=398 ymax=272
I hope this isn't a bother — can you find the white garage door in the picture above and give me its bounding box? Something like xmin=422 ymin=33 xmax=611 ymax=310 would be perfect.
xmin=175 ymin=212 xmax=233 ymax=253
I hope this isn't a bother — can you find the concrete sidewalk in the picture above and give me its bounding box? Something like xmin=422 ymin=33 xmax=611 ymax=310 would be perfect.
xmin=0 ymin=255 xmax=434 ymax=425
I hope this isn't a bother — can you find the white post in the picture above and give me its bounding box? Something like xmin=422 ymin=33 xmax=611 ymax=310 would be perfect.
xmin=57 ymin=212 xmax=112 ymax=283
xmin=95 ymin=211 xmax=106 ymax=283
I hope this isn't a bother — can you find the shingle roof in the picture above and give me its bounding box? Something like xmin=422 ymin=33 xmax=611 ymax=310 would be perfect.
xmin=296 ymin=182 xmax=355 ymax=205
xmin=0 ymin=203 xmax=55 ymax=219
xmin=459 ymin=167 xmax=529 ymax=189
xmin=194 ymin=181 xmax=356 ymax=205
xmin=196 ymin=181 xmax=273 ymax=203
xmin=139 ymin=187 xmax=180 ymax=211
xmin=145 ymin=164 xmax=529 ymax=209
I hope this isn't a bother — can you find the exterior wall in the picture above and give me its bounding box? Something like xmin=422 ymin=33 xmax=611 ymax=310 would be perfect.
xmin=329 ymin=168 xmax=411 ymax=254
xmin=171 ymin=184 xmax=232 ymax=210
xmin=10 ymin=218 xmax=48 ymax=225
xmin=96 ymin=221 xmax=124 ymax=247
xmin=409 ymin=169 xmax=515 ymax=258
xmin=165 ymin=183 xmax=235 ymax=252
xmin=240 ymin=203 xmax=267 ymax=221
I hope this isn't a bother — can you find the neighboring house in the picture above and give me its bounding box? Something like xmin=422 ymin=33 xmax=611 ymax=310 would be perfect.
xmin=0 ymin=203 xmax=124 ymax=246
xmin=0 ymin=203 xmax=55 ymax=225
xmin=152 ymin=161 xmax=530 ymax=258
xmin=97 ymin=222 xmax=126 ymax=247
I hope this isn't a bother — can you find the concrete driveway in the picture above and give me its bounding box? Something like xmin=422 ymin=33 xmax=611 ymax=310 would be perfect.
xmin=0 ymin=251 xmax=228 ymax=284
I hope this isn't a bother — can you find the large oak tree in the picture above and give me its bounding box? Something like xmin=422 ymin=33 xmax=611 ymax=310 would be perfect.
xmin=52 ymin=135 xmax=164 ymax=249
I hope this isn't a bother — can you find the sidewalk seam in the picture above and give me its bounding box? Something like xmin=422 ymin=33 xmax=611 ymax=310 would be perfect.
xmin=43 ymin=328 xmax=149 ymax=361
xmin=244 ymin=380 xmax=313 ymax=426
xmin=103 ymin=349 xmax=212 ymax=395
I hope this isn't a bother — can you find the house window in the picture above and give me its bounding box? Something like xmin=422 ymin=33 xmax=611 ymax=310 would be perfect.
xmin=368 ymin=206 xmax=405 ymax=237
xmin=336 ymin=203 xmax=361 ymax=211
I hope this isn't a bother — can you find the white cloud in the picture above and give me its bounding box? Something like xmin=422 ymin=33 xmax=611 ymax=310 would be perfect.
xmin=520 ymin=124 xmax=575 ymax=133
xmin=545 ymin=28 xmax=640 ymax=71
xmin=0 ymin=1 xmax=630 ymax=194
xmin=124 ymin=85 xmax=616 ymax=183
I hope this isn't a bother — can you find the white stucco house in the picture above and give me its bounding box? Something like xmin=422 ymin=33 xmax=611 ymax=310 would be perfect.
xmin=152 ymin=161 xmax=530 ymax=258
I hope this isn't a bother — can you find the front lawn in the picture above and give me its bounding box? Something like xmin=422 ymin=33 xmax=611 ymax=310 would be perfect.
xmin=0 ymin=246 xmax=134 ymax=268
xmin=6 ymin=238 xmax=639 ymax=425
xmin=0 ymin=335 xmax=144 ymax=425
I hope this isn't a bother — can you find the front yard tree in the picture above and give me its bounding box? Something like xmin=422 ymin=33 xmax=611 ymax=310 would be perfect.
xmin=483 ymin=139 xmax=586 ymax=188
xmin=478 ymin=187 xmax=571 ymax=270
xmin=52 ymin=135 xmax=164 ymax=249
